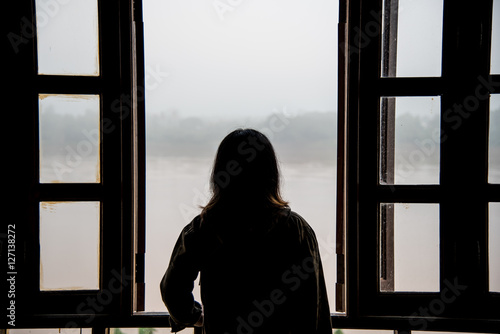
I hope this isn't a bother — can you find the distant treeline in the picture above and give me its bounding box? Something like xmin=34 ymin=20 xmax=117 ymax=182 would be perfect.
xmin=39 ymin=108 xmax=500 ymax=164
xmin=145 ymin=110 xmax=338 ymax=163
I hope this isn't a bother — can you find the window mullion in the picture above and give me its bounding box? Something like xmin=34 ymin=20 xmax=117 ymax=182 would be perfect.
xmin=335 ymin=0 xmax=348 ymax=314
xmin=440 ymin=0 xmax=491 ymax=316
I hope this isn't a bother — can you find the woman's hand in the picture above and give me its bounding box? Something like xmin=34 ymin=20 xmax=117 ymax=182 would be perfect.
xmin=194 ymin=310 xmax=204 ymax=327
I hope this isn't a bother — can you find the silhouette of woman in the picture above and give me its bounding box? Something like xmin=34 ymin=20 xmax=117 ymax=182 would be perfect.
xmin=160 ymin=128 xmax=332 ymax=333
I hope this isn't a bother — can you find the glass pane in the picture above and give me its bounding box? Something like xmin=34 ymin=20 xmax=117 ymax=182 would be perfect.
xmin=143 ymin=0 xmax=338 ymax=311
xmin=35 ymin=0 xmax=99 ymax=76
xmin=381 ymin=0 xmax=443 ymax=77
xmin=380 ymin=96 xmax=440 ymax=184
xmin=492 ymin=0 xmax=500 ymax=74
xmin=39 ymin=94 xmax=100 ymax=183
xmin=490 ymin=202 xmax=500 ymax=292
xmin=380 ymin=203 xmax=440 ymax=292
xmin=40 ymin=202 xmax=100 ymax=291
xmin=490 ymin=94 xmax=500 ymax=183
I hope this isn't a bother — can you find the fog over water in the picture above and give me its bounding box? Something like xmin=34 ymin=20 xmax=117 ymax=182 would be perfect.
xmin=142 ymin=0 xmax=340 ymax=312
xmin=142 ymin=0 xmax=500 ymax=311
xmin=35 ymin=0 xmax=500 ymax=319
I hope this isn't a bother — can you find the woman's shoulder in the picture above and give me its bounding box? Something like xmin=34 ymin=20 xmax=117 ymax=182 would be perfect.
xmin=184 ymin=207 xmax=315 ymax=239
xmin=176 ymin=215 xmax=206 ymax=244
xmin=281 ymin=207 xmax=309 ymax=226
xmin=180 ymin=215 xmax=202 ymax=233
xmin=275 ymin=207 xmax=316 ymax=236
xmin=182 ymin=214 xmax=224 ymax=243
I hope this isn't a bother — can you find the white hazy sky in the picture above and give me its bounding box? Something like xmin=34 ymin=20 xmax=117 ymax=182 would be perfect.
xmin=35 ymin=0 xmax=500 ymax=118
xmin=142 ymin=0 xmax=500 ymax=118
xmin=143 ymin=0 xmax=339 ymax=118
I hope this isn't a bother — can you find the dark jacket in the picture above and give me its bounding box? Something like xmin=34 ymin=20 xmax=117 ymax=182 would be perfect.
xmin=160 ymin=206 xmax=332 ymax=333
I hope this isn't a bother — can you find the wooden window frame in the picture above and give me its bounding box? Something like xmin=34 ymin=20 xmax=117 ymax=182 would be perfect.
xmin=7 ymin=0 xmax=500 ymax=332
xmin=9 ymin=0 xmax=136 ymax=325
xmin=334 ymin=0 xmax=500 ymax=332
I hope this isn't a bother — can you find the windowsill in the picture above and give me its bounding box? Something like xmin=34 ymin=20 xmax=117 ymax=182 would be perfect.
xmin=132 ymin=311 xmax=169 ymax=316
xmin=132 ymin=311 xmax=348 ymax=316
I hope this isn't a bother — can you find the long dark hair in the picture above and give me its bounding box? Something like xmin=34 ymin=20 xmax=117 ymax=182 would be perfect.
xmin=201 ymin=128 xmax=288 ymax=219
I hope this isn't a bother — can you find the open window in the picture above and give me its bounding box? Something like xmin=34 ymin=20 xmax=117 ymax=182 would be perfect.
xmin=138 ymin=0 xmax=342 ymax=315
xmin=349 ymin=0 xmax=500 ymax=329
xmin=7 ymin=0 xmax=500 ymax=332
xmin=9 ymin=0 xmax=137 ymax=320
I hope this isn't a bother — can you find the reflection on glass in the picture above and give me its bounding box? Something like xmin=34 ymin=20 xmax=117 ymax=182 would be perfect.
xmin=490 ymin=203 xmax=500 ymax=292
xmin=143 ymin=0 xmax=338 ymax=311
xmin=380 ymin=96 xmax=440 ymax=185
xmin=492 ymin=0 xmax=500 ymax=74
xmin=39 ymin=94 xmax=100 ymax=183
xmin=381 ymin=0 xmax=443 ymax=77
xmin=40 ymin=202 xmax=100 ymax=291
xmin=380 ymin=203 xmax=440 ymax=292
xmin=35 ymin=0 xmax=99 ymax=76
xmin=490 ymin=95 xmax=500 ymax=183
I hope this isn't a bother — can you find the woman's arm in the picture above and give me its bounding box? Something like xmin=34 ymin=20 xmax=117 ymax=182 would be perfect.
xmin=160 ymin=218 xmax=204 ymax=332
